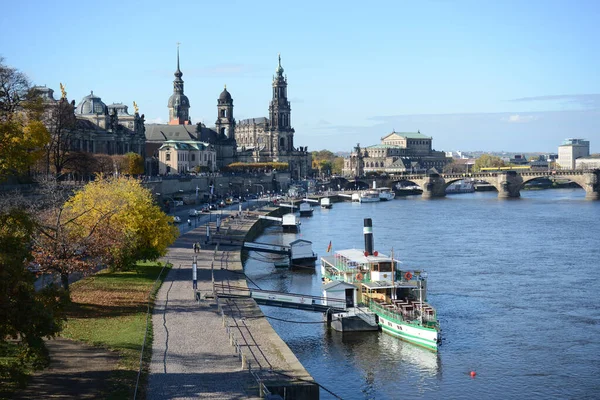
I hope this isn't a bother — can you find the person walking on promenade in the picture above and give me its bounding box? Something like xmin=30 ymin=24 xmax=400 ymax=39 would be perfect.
xmin=196 ymin=242 xmax=201 ymax=252
xmin=193 ymin=242 xmax=198 ymax=253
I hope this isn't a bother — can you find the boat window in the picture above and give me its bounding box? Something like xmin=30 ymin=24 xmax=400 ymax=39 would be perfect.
xmin=379 ymin=262 xmax=392 ymax=272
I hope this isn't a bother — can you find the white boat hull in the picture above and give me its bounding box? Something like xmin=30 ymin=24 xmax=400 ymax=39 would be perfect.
xmin=377 ymin=313 xmax=439 ymax=351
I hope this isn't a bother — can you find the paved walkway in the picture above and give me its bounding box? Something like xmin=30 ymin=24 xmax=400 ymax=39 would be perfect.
xmin=12 ymin=338 xmax=119 ymax=400
xmin=148 ymin=212 xmax=316 ymax=399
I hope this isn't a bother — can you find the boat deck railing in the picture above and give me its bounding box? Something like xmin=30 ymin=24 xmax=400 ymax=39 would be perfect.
xmin=367 ymin=299 xmax=438 ymax=329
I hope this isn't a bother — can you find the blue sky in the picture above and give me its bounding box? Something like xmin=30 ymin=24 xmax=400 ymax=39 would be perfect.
xmin=2 ymin=0 xmax=598 ymax=153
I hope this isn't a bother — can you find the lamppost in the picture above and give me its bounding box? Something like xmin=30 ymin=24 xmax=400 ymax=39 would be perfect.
xmin=156 ymin=192 xmax=176 ymax=213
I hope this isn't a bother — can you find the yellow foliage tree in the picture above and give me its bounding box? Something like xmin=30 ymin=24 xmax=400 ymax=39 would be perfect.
xmin=125 ymin=152 xmax=145 ymax=175
xmin=0 ymin=118 xmax=50 ymax=179
xmin=65 ymin=176 xmax=179 ymax=270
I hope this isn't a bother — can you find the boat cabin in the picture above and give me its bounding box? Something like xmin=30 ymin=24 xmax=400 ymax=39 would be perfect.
xmin=322 ymin=281 xmax=358 ymax=309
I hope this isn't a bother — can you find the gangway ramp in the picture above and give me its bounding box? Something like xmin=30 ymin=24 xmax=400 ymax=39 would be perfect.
xmin=243 ymin=241 xmax=290 ymax=255
xmin=213 ymin=284 xmax=347 ymax=313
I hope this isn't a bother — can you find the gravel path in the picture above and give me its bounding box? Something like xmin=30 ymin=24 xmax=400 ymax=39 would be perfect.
xmin=12 ymin=338 xmax=119 ymax=400
xmin=148 ymin=219 xmax=262 ymax=400
xmin=148 ymin=213 xmax=317 ymax=399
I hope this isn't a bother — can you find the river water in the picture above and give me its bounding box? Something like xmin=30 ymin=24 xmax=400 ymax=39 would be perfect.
xmin=243 ymin=189 xmax=600 ymax=399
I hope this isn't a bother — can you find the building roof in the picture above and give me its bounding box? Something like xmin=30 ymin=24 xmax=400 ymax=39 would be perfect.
xmin=145 ymin=124 xmax=199 ymax=141
xmin=238 ymin=117 xmax=268 ymax=126
xmin=75 ymin=91 xmax=107 ymax=115
xmin=167 ymin=93 xmax=190 ymax=108
xmin=159 ymin=140 xmax=211 ymax=151
xmin=322 ymin=281 xmax=357 ymax=291
xmin=366 ymin=144 xmax=403 ymax=149
xmin=381 ymin=131 xmax=432 ymax=140
xmin=219 ymin=87 xmax=232 ymax=101
xmin=290 ymin=239 xmax=312 ymax=245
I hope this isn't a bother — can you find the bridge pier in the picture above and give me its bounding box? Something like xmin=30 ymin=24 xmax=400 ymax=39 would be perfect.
xmin=583 ymin=170 xmax=600 ymax=200
xmin=497 ymin=171 xmax=523 ymax=199
xmin=421 ymin=174 xmax=446 ymax=199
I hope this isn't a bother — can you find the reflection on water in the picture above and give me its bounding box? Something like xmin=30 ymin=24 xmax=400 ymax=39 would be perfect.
xmin=244 ymin=189 xmax=600 ymax=399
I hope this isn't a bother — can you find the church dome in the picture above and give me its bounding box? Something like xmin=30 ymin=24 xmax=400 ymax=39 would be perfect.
xmin=168 ymin=93 xmax=190 ymax=108
xmin=75 ymin=91 xmax=107 ymax=115
xmin=219 ymin=86 xmax=232 ymax=101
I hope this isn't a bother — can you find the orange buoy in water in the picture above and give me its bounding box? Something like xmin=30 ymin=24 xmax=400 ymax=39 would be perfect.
xmin=470 ymin=371 xmax=477 ymax=378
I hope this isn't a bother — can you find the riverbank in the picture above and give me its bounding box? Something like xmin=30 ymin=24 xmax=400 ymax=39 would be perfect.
xmin=10 ymin=261 xmax=169 ymax=400
xmin=148 ymin=206 xmax=319 ymax=399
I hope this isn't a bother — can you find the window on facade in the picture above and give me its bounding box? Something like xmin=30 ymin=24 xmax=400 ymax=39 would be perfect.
xmin=204 ymin=153 xmax=207 ymax=161
xmin=166 ymin=153 xmax=171 ymax=161
xmin=191 ymin=154 xmax=195 ymax=161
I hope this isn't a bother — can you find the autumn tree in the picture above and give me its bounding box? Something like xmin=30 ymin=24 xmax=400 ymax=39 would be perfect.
xmin=311 ymin=150 xmax=344 ymax=177
xmin=30 ymin=179 xmax=114 ymax=291
xmin=0 ymin=58 xmax=50 ymax=180
xmin=0 ymin=200 xmax=67 ymax=370
xmin=125 ymin=152 xmax=144 ymax=175
xmin=65 ymin=176 xmax=179 ymax=271
xmin=41 ymin=96 xmax=78 ymax=178
xmin=473 ymin=154 xmax=506 ymax=172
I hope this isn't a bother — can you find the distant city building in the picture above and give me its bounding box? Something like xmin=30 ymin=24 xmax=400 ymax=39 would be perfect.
xmin=342 ymin=131 xmax=450 ymax=176
xmin=144 ymin=48 xmax=235 ymax=174
xmin=575 ymin=155 xmax=600 ymax=170
xmin=558 ymin=138 xmax=590 ymax=169
xmin=509 ymin=154 xmax=528 ymax=165
xmin=144 ymin=51 xmax=310 ymax=178
xmin=158 ymin=140 xmax=216 ymax=175
xmin=34 ymin=85 xmax=146 ymax=156
xmin=234 ymin=54 xmax=311 ymax=179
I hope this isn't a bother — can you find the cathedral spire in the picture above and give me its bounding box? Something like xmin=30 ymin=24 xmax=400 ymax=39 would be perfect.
xmin=275 ymin=53 xmax=284 ymax=77
xmin=168 ymin=42 xmax=190 ymax=125
xmin=174 ymin=42 xmax=183 ymax=81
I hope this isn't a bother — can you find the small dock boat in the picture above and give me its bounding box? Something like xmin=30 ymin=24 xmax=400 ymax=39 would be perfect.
xmin=376 ymin=187 xmax=396 ymax=201
xmin=282 ymin=213 xmax=300 ymax=232
xmin=299 ymin=202 xmax=314 ymax=217
xmin=320 ymin=197 xmax=332 ymax=209
xmin=320 ymin=218 xmax=441 ymax=351
xmin=359 ymin=190 xmax=380 ymax=203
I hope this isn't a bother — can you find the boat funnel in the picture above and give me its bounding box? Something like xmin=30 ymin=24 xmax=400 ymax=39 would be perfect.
xmin=364 ymin=218 xmax=374 ymax=255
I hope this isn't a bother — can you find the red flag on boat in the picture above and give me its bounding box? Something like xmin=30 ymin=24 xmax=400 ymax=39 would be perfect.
xmin=327 ymin=241 xmax=332 ymax=253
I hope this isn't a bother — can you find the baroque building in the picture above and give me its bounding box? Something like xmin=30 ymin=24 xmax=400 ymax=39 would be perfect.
xmin=34 ymin=85 xmax=146 ymax=156
xmin=235 ymin=54 xmax=311 ymax=179
xmin=145 ymin=50 xmax=310 ymax=178
xmin=157 ymin=141 xmax=216 ymax=175
xmin=343 ymin=131 xmax=450 ymax=177
xmin=144 ymin=48 xmax=235 ymax=174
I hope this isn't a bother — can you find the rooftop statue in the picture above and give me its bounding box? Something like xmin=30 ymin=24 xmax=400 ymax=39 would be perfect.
xmin=59 ymin=83 xmax=67 ymax=99
xmin=133 ymin=101 xmax=139 ymax=114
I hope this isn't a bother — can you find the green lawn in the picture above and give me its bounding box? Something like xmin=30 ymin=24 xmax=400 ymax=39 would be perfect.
xmin=61 ymin=262 xmax=171 ymax=399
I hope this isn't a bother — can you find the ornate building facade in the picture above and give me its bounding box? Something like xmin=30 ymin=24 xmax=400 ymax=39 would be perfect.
xmin=145 ymin=51 xmax=310 ymax=178
xmin=157 ymin=140 xmax=216 ymax=174
xmin=35 ymin=85 xmax=146 ymax=156
xmin=235 ymin=55 xmax=311 ymax=179
xmin=144 ymin=49 xmax=236 ymax=175
xmin=343 ymin=131 xmax=450 ymax=177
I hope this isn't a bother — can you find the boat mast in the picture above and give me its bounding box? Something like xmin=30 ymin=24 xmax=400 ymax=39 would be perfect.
xmin=391 ymin=247 xmax=395 ymax=300
xmin=419 ymin=277 xmax=424 ymax=325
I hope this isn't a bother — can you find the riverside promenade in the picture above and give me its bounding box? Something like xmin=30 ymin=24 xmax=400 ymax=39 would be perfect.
xmin=148 ymin=208 xmax=318 ymax=399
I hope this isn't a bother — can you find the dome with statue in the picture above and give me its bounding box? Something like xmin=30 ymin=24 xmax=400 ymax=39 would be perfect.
xmin=75 ymin=91 xmax=107 ymax=115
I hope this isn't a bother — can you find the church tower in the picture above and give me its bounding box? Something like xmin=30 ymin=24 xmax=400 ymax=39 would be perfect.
xmin=168 ymin=44 xmax=191 ymax=125
xmin=215 ymin=85 xmax=235 ymax=139
xmin=268 ymin=54 xmax=294 ymax=156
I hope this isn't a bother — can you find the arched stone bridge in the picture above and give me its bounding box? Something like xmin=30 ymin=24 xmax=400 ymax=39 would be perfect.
xmin=357 ymin=169 xmax=600 ymax=200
